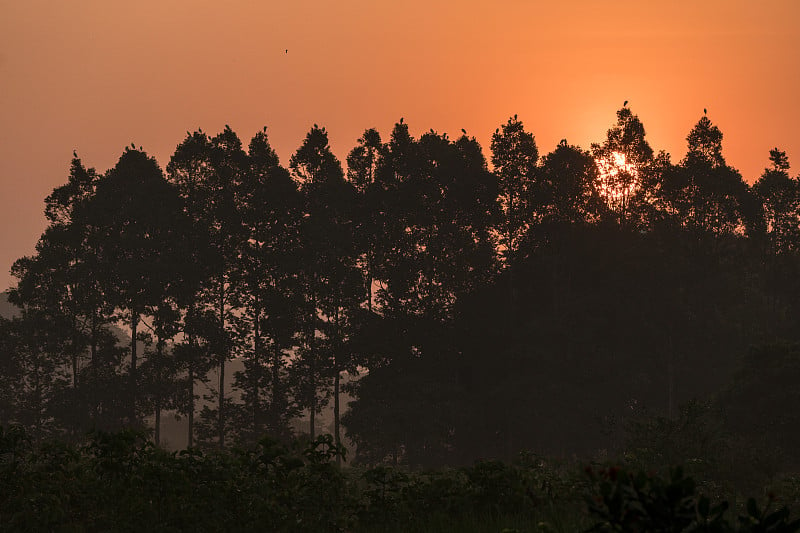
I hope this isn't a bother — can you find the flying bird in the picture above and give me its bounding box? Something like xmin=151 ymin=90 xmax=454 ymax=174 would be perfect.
xmin=285 ymin=49 xmax=288 ymax=54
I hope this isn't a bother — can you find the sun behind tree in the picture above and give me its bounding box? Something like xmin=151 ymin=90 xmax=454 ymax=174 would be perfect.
xmin=592 ymin=106 xmax=654 ymax=224
xmin=595 ymin=150 xmax=640 ymax=216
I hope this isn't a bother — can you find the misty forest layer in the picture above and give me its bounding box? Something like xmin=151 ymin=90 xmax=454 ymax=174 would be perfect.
xmin=3 ymin=106 xmax=800 ymax=475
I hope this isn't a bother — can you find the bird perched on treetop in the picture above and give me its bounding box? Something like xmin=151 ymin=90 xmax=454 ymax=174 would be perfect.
xmin=461 ymin=128 xmax=467 ymax=135
xmin=704 ymin=108 xmax=707 ymax=115
xmin=624 ymin=100 xmax=628 ymax=107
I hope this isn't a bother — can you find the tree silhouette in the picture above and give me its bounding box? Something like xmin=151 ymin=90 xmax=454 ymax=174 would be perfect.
xmin=347 ymin=128 xmax=384 ymax=312
xmin=166 ymin=130 xmax=217 ymax=447
xmin=9 ymin=155 xmax=121 ymax=433
xmin=672 ymin=115 xmax=751 ymax=236
xmin=535 ymin=140 xmax=603 ymax=226
xmin=230 ymin=128 xmax=304 ymax=444
xmin=490 ymin=115 xmax=538 ymax=258
xmin=168 ymin=127 xmax=247 ymax=448
xmin=290 ymin=124 xmax=354 ymax=441
xmin=6 ymin=107 xmax=800 ymax=475
xmin=592 ymin=106 xmax=654 ymax=226
xmin=87 ymin=147 xmax=187 ymax=427
xmin=752 ymin=148 xmax=800 ymax=340
xmin=754 ymin=148 xmax=799 ymax=253
xmin=0 ymin=309 xmax=70 ymax=442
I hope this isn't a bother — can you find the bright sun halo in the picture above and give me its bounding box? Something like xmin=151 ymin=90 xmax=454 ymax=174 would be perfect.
xmin=595 ymin=151 xmax=639 ymax=212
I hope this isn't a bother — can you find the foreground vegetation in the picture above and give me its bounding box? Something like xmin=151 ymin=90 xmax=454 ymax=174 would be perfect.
xmin=2 ymin=427 xmax=799 ymax=532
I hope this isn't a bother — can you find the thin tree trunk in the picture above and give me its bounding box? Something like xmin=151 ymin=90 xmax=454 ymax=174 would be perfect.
xmin=505 ymin=264 xmax=515 ymax=463
xmin=71 ymin=351 xmax=79 ymax=389
xmin=218 ymin=279 xmax=226 ymax=449
xmin=505 ymin=214 xmax=515 ymax=463
xmin=130 ymin=312 xmax=139 ymax=425
xmin=309 ymin=290 xmax=317 ymax=440
xmin=309 ymin=394 xmax=316 ymax=440
xmin=271 ymin=346 xmax=284 ymax=439
xmin=366 ymin=252 xmax=374 ymax=313
xmin=253 ymin=292 xmax=260 ymax=438
xmin=187 ymin=353 xmax=194 ymax=448
xmin=91 ymin=311 xmax=98 ymax=426
xmin=186 ymin=302 xmax=196 ymax=448
xmin=668 ymin=341 xmax=675 ymax=419
xmin=155 ymin=401 xmax=161 ymax=446
xmin=33 ymin=355 xmax=42 ymax=444
xmin=155 ymin=335 xmax=163 ymax=446
xmin=334 ymin=370 xmax=340 ymax=466
xmin=333 ymin=305 xmax=342 ymax=466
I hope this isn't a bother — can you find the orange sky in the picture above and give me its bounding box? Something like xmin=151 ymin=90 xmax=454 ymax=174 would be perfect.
xmin=2 ymin=0 xmax=799 ymax=291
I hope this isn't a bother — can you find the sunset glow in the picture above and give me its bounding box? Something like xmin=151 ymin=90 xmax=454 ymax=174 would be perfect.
xmin=2 ymin=1 xmax=800 ymax=289
xmin=596 ymin=151 xmax=640 ymax=213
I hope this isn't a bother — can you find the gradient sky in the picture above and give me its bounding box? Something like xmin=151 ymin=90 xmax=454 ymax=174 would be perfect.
xmin=2 ymin=0 xmax=799 ymax=291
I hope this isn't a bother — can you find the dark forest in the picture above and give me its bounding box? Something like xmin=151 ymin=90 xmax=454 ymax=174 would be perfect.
xmin=3 ymin=107 xmax=800 ymax=531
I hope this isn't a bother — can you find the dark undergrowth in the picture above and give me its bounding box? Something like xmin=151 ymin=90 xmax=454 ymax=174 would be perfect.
xmin=1 ymin=426 xmax=798 ymax=532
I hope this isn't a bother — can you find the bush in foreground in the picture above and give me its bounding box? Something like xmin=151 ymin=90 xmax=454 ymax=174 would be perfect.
xmin=2 ymin=426 xmax=800 ymax=532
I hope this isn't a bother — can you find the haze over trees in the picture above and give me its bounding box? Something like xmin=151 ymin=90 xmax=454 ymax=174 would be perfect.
xmin=3 ymin=106 xmax=800 ymax=475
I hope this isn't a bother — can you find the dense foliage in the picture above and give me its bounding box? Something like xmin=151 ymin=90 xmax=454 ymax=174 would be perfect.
xmin=2 ymin=107 xmax=800 ymax=479
xmin=2 ymin=426 xmax=798 ymax=532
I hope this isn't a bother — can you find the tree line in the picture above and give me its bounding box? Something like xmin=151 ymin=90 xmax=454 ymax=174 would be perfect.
xmin=2 ymin=107 xmax=800 ymax=467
